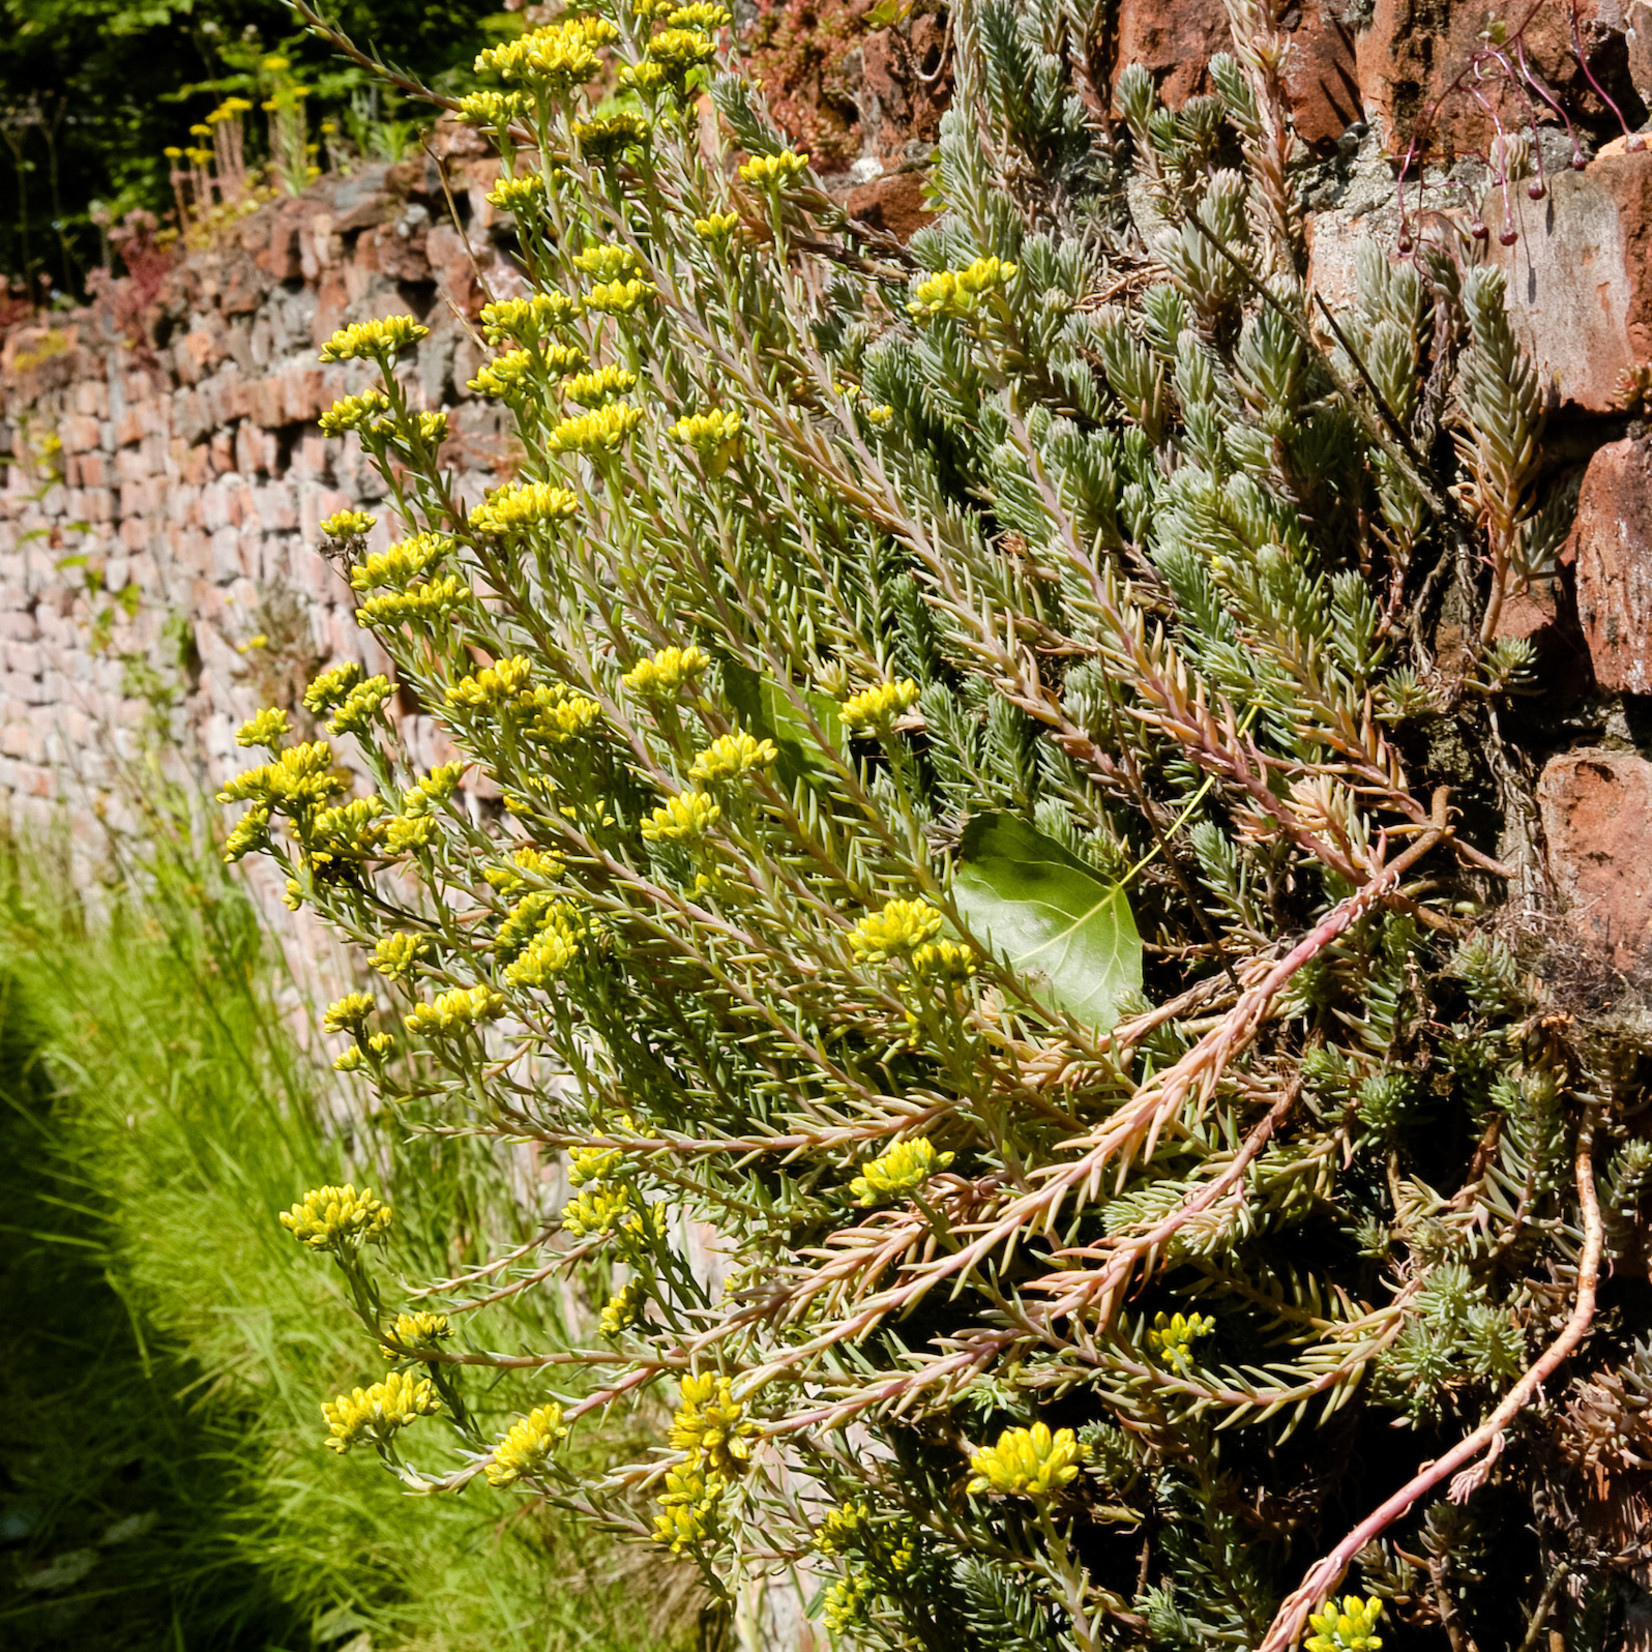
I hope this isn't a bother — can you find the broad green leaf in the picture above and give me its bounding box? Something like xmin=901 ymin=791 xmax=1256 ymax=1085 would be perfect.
xmin=952 ymin=812 xmax=1142 ymax=1033
xmin=720 ymin=659 xmax=844 ymax=787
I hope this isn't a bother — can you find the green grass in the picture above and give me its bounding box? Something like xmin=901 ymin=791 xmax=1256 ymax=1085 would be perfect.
xmin=0 ymin=833 xmax=679 ymax=1652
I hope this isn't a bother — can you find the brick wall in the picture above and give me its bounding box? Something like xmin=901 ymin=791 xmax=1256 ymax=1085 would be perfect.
xmin=0 ymin=127 xmax=519 ymax=863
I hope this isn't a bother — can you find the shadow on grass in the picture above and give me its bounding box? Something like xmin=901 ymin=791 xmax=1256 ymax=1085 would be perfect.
xmin=0 ymin=971 xmax=314 ymax=1651
xmin=0 ymin=837 xmax=688 ymax=1652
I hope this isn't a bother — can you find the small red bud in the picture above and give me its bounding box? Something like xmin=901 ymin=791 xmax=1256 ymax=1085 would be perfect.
xmin=1499 ymin=228 xmax=1519 ymax=245
xmin=1470 ymin=219 xmax=1490 ymax=240
xmin=1528 ymin=180 xmax=1546 ymax=199
xmin=1397 ymin=234 xmax=1414 ymax=254
xmin=1573 ymin=153 xmax=1588 ymax=169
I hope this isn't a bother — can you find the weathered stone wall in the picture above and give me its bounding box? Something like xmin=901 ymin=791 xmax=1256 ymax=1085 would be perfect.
xmin=5 ymin=0 xmax=1652 ymax=979
xmin=0 ymin=126 xmax=516 ymax=861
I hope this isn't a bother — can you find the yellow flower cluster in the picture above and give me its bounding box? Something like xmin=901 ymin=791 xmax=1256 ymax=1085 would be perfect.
xmin=529 ymin=689 xmax=603 ymax=743
xmin=622 ymin=644 xmax=710 ymax=697
xmin=911 ymin=940 xmax=976 ymax=983
xmin=839 ymin=677 xmax=919 ymax=734
xmin=848 ymin=897 xmax=942 ymax=963
xmin=583 ymin=278 xmax=655 ymax=314
xmin=470 ymin=481 xmax=581 ymax=535
xmin=448 ymin=655 xmax=533 ymax=706
xmin=413 ymin=410 xmax=448 ymax=448
xmin=404 ymin=982 xmax=505 ymax=1037
xmin=574 ymin=243 xmax=641 ymax=282
xmin=236 ymin=707 xmax=290 ymax=750
xmin=318 ymin=389 xmax=392 ymax=437
xmin=642 ymin=26 xmax=717 ymax=81
xmin=349 ymin=532 xmax=451 ymax=593
xmin=467 ymin=355 xmax=524 ymax=400
xmin=333 ymin=1037 xmax=391 ymax=1074
xmin=600 ymin=1277 xmax=647 ymax=1335
xmin=1146 ymin=1309 xmax=1215 ymax=1374
xmin=569 ymin=1137 xmax=625 ymax=1187
xmin=908 ymin=256 xmax=1018 ymax=320
xmin=689 ymin=731 xmax=777 ymax=784
xmin=357 ymin=575 xmax=471 ymax=630
xmin=456 ymin=88 xmax=531 ymax=127
xmin=966 ymin=1422 xmax=1082 ymax=1499
xmin=219 ymin=741 xmax=344 ymax=811
xmin=319 ymin=314 xmax=429 ymax=363
xmin=670 ymin=1372 xmax=754 ymax=1477
xmin=692 ymin=210 xmax=742 ymax=240
xmin=814 ymin=1500 xmax=870 ymax=1555
xmin=447 ymin=661 xmax=601 ymax=745
xmin=328 ymin=675 xmax=393 ymax=738
xmin=1306 ymin=1597 xmax=1384 ymax=1652
xmin=303 ymin=662 xmax=363 ymax=714
xmin=279 ymin=1183 xmax=393 ymax=1252
xmin=487 ymin=1402 xmax=568 ymax=1486
xmin=669 ymin=408 xmax=742 ymax=452
xmin=321 ymin=1370 xmax=440 ymax=1454
xmin=486 ymin=172 xmax=547 ymax=213
xmin=572 ymin=111 xmax=650 ymax=162
xmin=565 ymin=364 xmax=638 ymax=407
xmin=371 ymin=931 xmax=429 ymax=980
xmin=822 ymin=1572 xmax=876 ymax=1636
xmin=618 ymin=60 xmax=667 ymax=94
xmin=561 ymin=1181 xmax=640 ymax=1237
xmin=738 ymin=149 xmax=810 ymax=187
xmin=474 ymin=16 xmax=617 ymax=89
xmin=320 ymin=509 xmax=375 ymax=539
xmin=382 ymin=1309 xmax=452 ymax=1358
xmin=402 ymin=762 xmax=466 ymax=819
xmin=652 ymin=1460 xmax=724 ymax=1553
xmin=849 ymin=1137 xmax=954 ymax=1206
xmin=546 ymin=404 xmax=645 ymax=453
xmin=667 ymin=2 xmax=731 ymax=25
xmin=322 ymin=991 xmax=374 ymax=1034
xmin=471 ymin=345 xmax=571 ymax=399
xmin=222 ymin=808 xmax=272 ymax=864
xmin=385 ymin=814 xmax=438 ymax=854
xmin=484 ymin=843 xmax=566 ymax=892
xmin=642 ymin=789 xmax=722 ymax=842
xmin=499 ymin=895 xmax=584 ymax=986
xmin=481 ymin=291 xmax=581 ymax=344
xmin=309 ymin=799 xmax=386 ymax=867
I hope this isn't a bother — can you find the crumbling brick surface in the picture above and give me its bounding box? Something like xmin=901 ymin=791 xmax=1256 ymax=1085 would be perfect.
xmin=0 ymin=146 xmax=519 ymax=846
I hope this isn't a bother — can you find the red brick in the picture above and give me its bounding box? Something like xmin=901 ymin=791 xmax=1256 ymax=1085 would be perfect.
xmin=255 ymin=204 xmax=305 ymax=281
xmin=283 ymin=368 xmax=327 ymax=425
xmin=859 ymin=17 xmax=951 ymax=160
xmin=58 ymin=414 xmax=103 ymax=455
xmin=846 ymin=170 xmax=936 ymax=242
xmin=1491 ymin=146 xmax=1652 ymax=413
xmin=426 ymin=223 xmax=482 ymax=316
xmin=1539 ymin=749 xmax=1652 ymax=973
xmin=1106 ymin=0 xmax=1358 ymax=147
xmin=1566 ymin=434 xmax=1652 ymax=693
xmin=246 ymin=376 xmax=288 ymax=430
xmin=115 ymin=405 xmax=148 ymax=447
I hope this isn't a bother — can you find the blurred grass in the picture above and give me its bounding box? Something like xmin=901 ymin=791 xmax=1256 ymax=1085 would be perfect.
xmin=0 ymin=830 xmax=679 ymax=1652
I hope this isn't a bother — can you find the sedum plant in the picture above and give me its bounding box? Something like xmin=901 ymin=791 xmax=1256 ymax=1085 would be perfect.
xmin=232 ymin=0 xmax=1646 ymax=1646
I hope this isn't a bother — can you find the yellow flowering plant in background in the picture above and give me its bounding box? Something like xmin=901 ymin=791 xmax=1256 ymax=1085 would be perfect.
xmin=238 ymin=0 xmax=1646 ymax=1645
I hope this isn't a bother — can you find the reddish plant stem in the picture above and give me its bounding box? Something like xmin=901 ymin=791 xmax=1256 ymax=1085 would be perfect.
xmin=1257 ymin=1105 xmax=1602 ymax=1652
